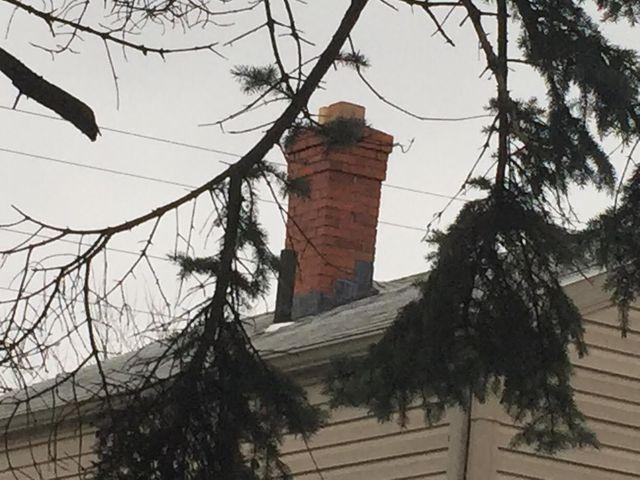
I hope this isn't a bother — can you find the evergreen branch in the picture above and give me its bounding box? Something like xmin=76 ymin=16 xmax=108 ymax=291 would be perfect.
xmin=1 ymin=4 xmax=370 ymax=456
xmin=614 ymin=139 xmax=640 ymax=211
xmin=187 ymin=174 xmax=243 ymax=374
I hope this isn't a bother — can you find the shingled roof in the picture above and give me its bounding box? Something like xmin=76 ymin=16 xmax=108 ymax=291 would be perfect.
xmin=0 ymin=273 xmax=425 ymax=427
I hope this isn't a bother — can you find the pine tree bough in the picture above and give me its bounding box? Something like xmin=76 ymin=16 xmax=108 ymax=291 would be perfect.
xmin=326 ymin=192 xmax=599 ymax=454
xmin=4 ymin=0 xmax=640 ymax=471
xmin=326 ymin=0 xmax=640 ymax=454
xmin=64 ymin=1 xmax=368 ymax=478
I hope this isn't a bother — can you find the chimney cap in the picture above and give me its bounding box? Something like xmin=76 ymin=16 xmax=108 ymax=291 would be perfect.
xmin=318 ymin=101 xmax=365 ymax=125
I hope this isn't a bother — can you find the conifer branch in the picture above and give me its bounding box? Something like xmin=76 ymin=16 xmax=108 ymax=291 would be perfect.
xmin=1 ymin=6 xmax=369 ymax=464
xmin=188 ymin=173 xmax=242 ymax=374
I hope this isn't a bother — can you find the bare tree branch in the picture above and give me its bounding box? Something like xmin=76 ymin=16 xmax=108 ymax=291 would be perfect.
xmin=2 ymin=0 xmax=222 ymax=56
xmin=0 ymin=47 xmax=99 ymax=140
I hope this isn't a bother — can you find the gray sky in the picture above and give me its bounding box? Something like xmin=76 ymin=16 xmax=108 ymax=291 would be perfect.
xmin=1 ymin=1 xmax=637 ymax=326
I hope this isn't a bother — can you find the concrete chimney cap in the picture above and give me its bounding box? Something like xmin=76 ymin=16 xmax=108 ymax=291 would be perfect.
xmin=318 ymin=101 xmax=365 ymax=125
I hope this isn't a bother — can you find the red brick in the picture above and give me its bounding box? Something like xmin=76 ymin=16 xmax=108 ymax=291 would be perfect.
xmin=282 ymin=119 xmax=392 ymax=297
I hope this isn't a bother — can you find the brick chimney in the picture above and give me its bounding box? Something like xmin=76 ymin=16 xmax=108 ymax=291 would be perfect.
xmin=274 ymin=102 xmax=393 ymax=321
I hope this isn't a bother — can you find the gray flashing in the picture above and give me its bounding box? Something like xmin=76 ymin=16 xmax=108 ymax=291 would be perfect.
xmin=291 ymin=260 xmax=376 ymax=319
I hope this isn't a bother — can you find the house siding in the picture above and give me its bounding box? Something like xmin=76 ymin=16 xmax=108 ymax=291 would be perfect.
xmin=0 ymin=275 xmax=638 ymax=480
xmin=280 ymin=379 xmax=452 ymax=479
xmin=471 ymin=305 xmax=640 ymax=480
xmin=0 ymin=425 xmax=96 ymax=480
xmin=0 ymin=383 xmax=452 ymax=480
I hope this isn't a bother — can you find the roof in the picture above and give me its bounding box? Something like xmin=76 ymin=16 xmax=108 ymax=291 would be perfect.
xmin=0 ymin=273 xmax=425 ymax=427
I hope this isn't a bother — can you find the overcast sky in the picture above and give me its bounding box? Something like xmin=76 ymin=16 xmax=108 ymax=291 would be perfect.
xmin=1 ymin=1 xmax=637 ymax=325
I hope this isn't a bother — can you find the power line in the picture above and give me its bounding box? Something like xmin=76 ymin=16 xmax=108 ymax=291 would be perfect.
xmin=0 ymin=226 xmax=257 ymax=263
xmin=0 ymin=147 xmax=194 ymax=189
xmin=378 ymin=221 xmax=424 ymax=232
xmin=0 ymin=105 xmax=241 ymax=159
xmin=0 ymin=105 xmax=468 ymax=202
xmin=1 ymin=146 xmax=430 ymax=232
xmin=0 ymin=285 xmax=181 ymax=320
xmin=382 ymin=182 xmax=466 ymax=201
xmin=0 ymin=226 xmax=170 ymax=262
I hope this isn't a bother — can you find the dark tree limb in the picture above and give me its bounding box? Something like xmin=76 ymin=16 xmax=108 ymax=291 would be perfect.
xmin=9 ymin=0 xmax=370 ymax=239
xmin=0 ymin=47 xmax=99 ymax=140
xmin=0 ymin=0 xmax=370 ymax=397
xmin=187 ymin=173 xmax=243 ymax=374
xmin=458 ymin=0 xmax=500 ymax=73
xmin=2 ymin=0 xmax=222 ymax=57
xmin=495 ymin=0 xmax=509 ymax=188
xmin=188 ymin=0 xmax=371 ymax=372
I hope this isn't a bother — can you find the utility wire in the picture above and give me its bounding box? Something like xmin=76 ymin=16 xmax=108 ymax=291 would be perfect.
xmin=1 ymin=147 xmax=195 ymax=189
xmin=1 ymin=147 xmax=431 ymax=232
xmin=0 ymin=226 xmax=256 ymax=263
xmin=382 ymin=182 xmax=467 ymax=201
xmin=0 ymin=105 xmax=468 ymax=203
xmin=0 ymin=285 xmax=181 ymax=320
xmin=0 ymin=226 xmax=171 ymax=262
xmin=0 ymin=105 xmax=241 ymax=159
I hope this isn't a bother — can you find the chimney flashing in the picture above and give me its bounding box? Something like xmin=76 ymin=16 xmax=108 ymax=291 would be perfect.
xmin=289 ymin=260 xmax=376 ymax=320
xmin=274 ymin=249 xmax=297 ymax=323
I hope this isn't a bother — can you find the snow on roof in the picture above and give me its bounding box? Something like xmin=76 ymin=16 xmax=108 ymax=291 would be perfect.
xmin=0 ymin=273 xmax=425 ymax=425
